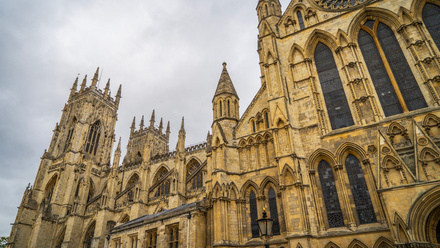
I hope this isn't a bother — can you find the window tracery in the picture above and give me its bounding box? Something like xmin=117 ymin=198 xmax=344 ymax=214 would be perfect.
xmin=85 ymin=121 xmax=101 ymax=155
xmin=358 ymin=20 xmax=427 ymax=116
xmin=423 ymin=3 xmax=440 ymax=50
xmin=168 ymin=225 xmax=179 ymax=248
xmin=297 ymin=11 xmax=305 ymax=30
xmin=318 ymin=160 xmax=344 ymax=228
xmin=268 ymin=188 xmax=280 ymax=235
xmin=345 ymin=154 xmax=376 ymax=224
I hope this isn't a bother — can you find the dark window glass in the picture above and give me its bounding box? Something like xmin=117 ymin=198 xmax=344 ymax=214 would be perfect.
xmin=252 ymin=121 xmax=256 ymax=132
xmin=265 ymin=112 xmax=270 ymax=128
xmin=249 ymin=191 xmax=259 ymax=238
xmin=423 ymin=3 xmax=440 ymax=50
xmin=268 ymin=188 xmax=280 ymax=235
xmin=377 ymin=23 xmax=427 ymax=111
xmin=297 ymin=11 xmax=305 ymax=30
xmin=84 ymin=223 xmax=95 ymax=248
xmin=314 ymin=43 xmax=354 ymax=130
xmin=345 ymin=155 xmax=377 ymax=224
xmin=358 ymin=29 xmax=403 ymax=116
xmin=436 ymin=219 xmax=440 ymax=244
xmin=85 ymin=121 xmax=101 ymax=155
xmin=318 ymin=160 xmax=344 ymax=228
xmin=364 ymin=20 xmax=375 ymax=30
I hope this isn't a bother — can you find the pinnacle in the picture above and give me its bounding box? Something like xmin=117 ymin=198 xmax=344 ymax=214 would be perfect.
xmin=213 ymin=62 xmax=239 ymax=100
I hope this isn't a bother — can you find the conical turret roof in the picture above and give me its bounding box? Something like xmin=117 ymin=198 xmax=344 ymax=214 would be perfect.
xmin=213 ymin=62 xmax=239 ymax=100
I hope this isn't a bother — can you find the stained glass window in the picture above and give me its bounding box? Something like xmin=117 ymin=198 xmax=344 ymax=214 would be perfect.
xmin=249 ymin=191 xmax=259 ymax=238
xmin=345 ymin=155 xmax=376 ymax=224
xmin=314 ymin=43 xmax=354 ymax=130
xmin=297 ymin=11 xmax=305 ymax=30
xmin=377 ymin=23 xmax=427 ymax=111
xmin=84 ymin=222 xmax=95 ymax=248
xmin=268 ymin=188 xmax=280 ymax=235
xmin=358 ymin=21 xmax=427 ymax=116
xmin=423 ymin=3 xmax=440 ymax=50
xmin=358 ymin=29 xmax=403 ymax=116
xmin=318 ymin=160 xmax=344 ymax=228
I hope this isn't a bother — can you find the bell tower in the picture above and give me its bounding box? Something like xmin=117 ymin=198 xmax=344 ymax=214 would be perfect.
xmin=9 ymin=67 xmax=122 ymax=248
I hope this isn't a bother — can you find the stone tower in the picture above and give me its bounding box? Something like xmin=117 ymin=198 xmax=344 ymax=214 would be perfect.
xmin=7 ymin=68 xmax=121 ymax=248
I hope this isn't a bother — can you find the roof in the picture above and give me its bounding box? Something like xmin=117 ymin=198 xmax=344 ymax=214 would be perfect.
xmin=213 ymin=62 xmax=239 ymax=100
xmin=111 ymin=200 xmax=205 ymax=233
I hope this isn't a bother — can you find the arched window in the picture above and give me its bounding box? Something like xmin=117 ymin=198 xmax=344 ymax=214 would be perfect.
xmin=318 ymin=160 xmax=344 ymax=228
xmin=249 ymin=191 xmax=259 ymax=238
xmin=153 ymin=167 xmax=170 ymax=197
xmin=268 ymin=188 xmax=280 ymax=235
xmin=227 ymin=100 xmax=231 ymax=116
xmin=297 ymin=11 xmax=305 ymax=30
xmin=345 ymin=154 xmax=376 ymax=224
xmin=83 ymin=222 xmax=95 ymax=248
xmin=219 ymin=100 xmax=223 ymax=117
xmin=45 ymin=176 xmax=57 ymax=203
xmin=64 ymin=117 xmax=76 ymax=152
xmin=252 ymin=120 xmax=256 ymax=132
xmin=358 ymin=20 xmax=427 ymax=116
xmin=85 ymin=121 xmax=101 ymax=155
xmin=265 ymin=112 xmax=270 ymax=129
xmin=314 ymin=42 xmax=354 ymax=130
xmin=423 ymin=3 xmax=440 ymax=50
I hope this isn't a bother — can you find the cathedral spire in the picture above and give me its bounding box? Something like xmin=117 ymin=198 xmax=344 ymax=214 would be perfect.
xmin=166 ymin=121 xmax=170 ymax=140
xmin=213 ymin=62 xmax=239 ymax=100
xmin=140 ymin=115 xmax=145 ymax=130
xmin=112 ymin=137 xmax=122 ymax=171
xmin=176 ymin=117 xmax=185 ymax=153
xmin=80 ymin=75 xmax=87 ymax=91
xmin=115 ymin=84 xmax=122 ymax=107
xmin=130 ymin=116 xmax=136 ymax=135
xmin=91 ymin=67 xmax=99 ymax=87
xmin=159 ymin=118 xmax=163 ymax=133
xmin=149 ymin=110 xmax=155 ymax=129
xmin=104 ymin=79 xmax=110 ymax=96
xmin=70 ymin=77 xmax=78 ymax=99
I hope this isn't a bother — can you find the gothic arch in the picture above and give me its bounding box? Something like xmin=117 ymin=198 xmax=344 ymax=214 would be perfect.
xmin=265 ymin=50 xmax=276 ymax=64
xmin=281 ymin=163 xmax=295 ymax=177
xmin=289 ymin=44 xmax=306 ymax=64
xmin=240 ymin=180 xmax=260 ymax=199
xmin=213 ymin=182 xmax=222 ymax=198
xmin=423 ymin=113 xmax=440 ymax=127
xmin=239 ymin=139 xmax=247 ymax=147
xmin=308 ymin=148 xmax=337 ymax=171
xmin=82 ymin=220 xmax=96 ymax=248
xmin=411 ymin=0 xmax=440 ymax=20
xmin=152 ymin=165 xmax=170 ymax=183
xmin=408 ymin=185 xmax=440 ymax=242
xmin=348 ymin=7 xmax=403 ymax=41
xmin=336 ymin=29 xmax=351 ymax=47
xmin=420 ymin=147 xmax=439 ymax=160
xmin=54 ymin=226 xmax=66 ymax=248
xmin=260 ymin=176 xmax=279 ymax=196
xmin=263 ymin=131 xmax=273 ymax=140
xmin=304 ymin=29 xmax=338 ymax=58
xmin=125 ymin=172 xmax=140 ymax=189
xmin=372 ymin=236 xmax=394 ymax=248
xmin=394 ymin=211 xmax=411 ymax=243
xmin=348 ymin=239 xmax=369 ymax=248
xmin=382 ymin=155 xmax=402 ymax=170
xmin=335 ymin=142 xmax=368 ymax=165
xmin=228 ymin=182 xmax=239 ymax=200
xmin=387 ymin=122 xmax=407 ymax=136
xmin=397 ymin=7 xmax=415 ymax=25
xmin=324 ymin=241 xmax=341 ymax=248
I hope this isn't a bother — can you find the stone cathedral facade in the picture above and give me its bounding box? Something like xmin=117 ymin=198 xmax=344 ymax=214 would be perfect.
xmin=6 ymin=0 xmax=440 ymax=247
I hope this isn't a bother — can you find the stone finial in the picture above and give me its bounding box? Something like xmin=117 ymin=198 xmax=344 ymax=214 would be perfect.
xmin=159 ymin=118 xmax=163 ymax=133
xmin=80 ymin=75 xmax=87 ymax=91
xmin=149 ymin=110 xmax=155 ymax=129
xmin=91 ymin=67 xmax=99 ymax=87
xmin=104 ymin=79 xmax=110 ymax=96
xmin=140 ymin=115 xmax=145 ymax=130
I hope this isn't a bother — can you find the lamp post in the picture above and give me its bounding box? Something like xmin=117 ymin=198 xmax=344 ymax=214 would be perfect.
xmin=257 ymin=208 xmax=274 ymax=248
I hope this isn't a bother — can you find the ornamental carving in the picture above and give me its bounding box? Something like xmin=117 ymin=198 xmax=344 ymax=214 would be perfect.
xmin=312 ymin=0 xmax=374 ymax=11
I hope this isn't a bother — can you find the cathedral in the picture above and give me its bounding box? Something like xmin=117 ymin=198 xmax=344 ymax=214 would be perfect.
xmin=6 ymin=0 xmax=440 ymax=247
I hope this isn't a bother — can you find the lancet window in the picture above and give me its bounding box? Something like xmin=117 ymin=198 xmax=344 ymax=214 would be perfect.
xmin=83 ymin=222 xmax=95 ymax=248
xmin=268 ymin=188 xmax=280 ymax=235
xmin=297 ymin=11 xmax=305 ymax=30
xmin=168 ymin=225 xmax=179 ymax=248
xmin=85 ymin=121 xmax=101 ymax=155
xmin=64 ymin=117 xmax=76 ymax=152
xmin=314 ymin=42 xmax=354 ymax=130
xmin=318 ymin=160 xmax=344 ymax=228
xmin=358 ymin=20 xmax=427 ymax=116
xmin=153 ymin=167 xmax=170 ymax=197
xmin=146 ymin=229 xmax=157 ymax=248
xmin=249 ymin=191 xmax=259 ymax=238
xmin=423 ymin=3 xmax=440 ymax=50
xmin=345 ymin=155 xmax=376 ymax=224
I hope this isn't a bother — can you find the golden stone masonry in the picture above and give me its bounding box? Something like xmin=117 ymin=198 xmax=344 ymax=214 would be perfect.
xmin=6 ymin=0 xmax=440 ymax=247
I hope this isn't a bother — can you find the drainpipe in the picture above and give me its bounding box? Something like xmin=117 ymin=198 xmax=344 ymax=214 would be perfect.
xmin=187 ymin=212 xmax=191 ymax=248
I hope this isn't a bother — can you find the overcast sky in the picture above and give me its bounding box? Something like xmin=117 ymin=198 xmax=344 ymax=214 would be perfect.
xmin=0 ymin=0 xmax=291 ymax=236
